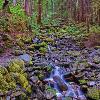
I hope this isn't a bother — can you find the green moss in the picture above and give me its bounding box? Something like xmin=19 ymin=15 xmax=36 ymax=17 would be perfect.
xmin=17 ymin=73 xmax=29 ymax=89
xmin=0 ymin=66 xmax=8 ymax=75
xmin=47 ymin=66 xmax=52 ymax=72
xmin=87 ymin=87 xmax=100 ymax=100
xmin=79 ymin=79 xmax=87 ymax=84
xmin=38 ymin=73 xmax=44 ymax=80
xmin=39 ymin=41 xmax=47 ymax=47
xmin=16 ymin=41 xmax=25 ymax=49
xmin=12 ymin=59 xmax=25 ymax=69
xmin=0 ymin=59 xmax=31 ymax=93
xmin=45 ymin=85 xmax=56 ymax=95
xmin=44 ymin=38 xmax=54 ymax=43
xmin=23 ymin=38 xmax=32 ymax=44
xmin=0 ymin=48 xmax=4 ymax=54
xmin=8 ymin=59 xmax=25 ymax=73
xmin=8 ymin=63 xmax=23 ymax=73
xmin=28 ymin=44 xmax=35 ymax=51
xmin=39 ymin=47 xmax=47 ymax=54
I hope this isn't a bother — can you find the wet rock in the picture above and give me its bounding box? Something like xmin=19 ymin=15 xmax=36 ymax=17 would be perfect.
xmin=87 ymin=81 xmax=96 ymax=86
xmin=58 ymin=62 xmax=70 ymax=67
xmin=96 ymin=73 xmax=100 ymax=80
xmin=53 ymin=76 xmax=68 ymax=91
xmin=78 ymin=62 xmax=88 ymax=70
xmin=12 ymin=50 xmax=23 ymax=56
xmin=64 ymin=97 xmax=72 ymax=100
xmin=32 ymin=37 xmax=40 ymax=43
xmin=67 ymin=50 xmax=81 ymax=57
xmin=2 ymin=34 xmax=12 ymax=41
xmin=64 ymin=73 xmax=79 ymax=84
xmin=56 ymin=93 xmax=63 ymax=100
xmin=93 ymin=55 xmax=100 ymax=64
xmin=0 ymin=47 xmax=4 ymax=54
xmin=29 ymin=72 xmax=35 ymax=77
xmin=45 ymin=91 xmax=55 ymax=99
xmin=26 ymin=67 xmax=33 ymax=72
xmin=34 ymin=62 xmax=47 ymax=66
xmin=19 ymin=54 xmax=32 ymax=63
xmin=36 ymin=89 xmax=45 ymax=100
xmin=81 ymin=85 xmax=88 ymax=94
xmin=30 ymin=76 xmax=39 ymax=83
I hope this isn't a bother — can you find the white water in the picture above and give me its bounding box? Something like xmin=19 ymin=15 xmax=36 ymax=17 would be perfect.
xmin=45 ymin=45 xmax=86 ymax=100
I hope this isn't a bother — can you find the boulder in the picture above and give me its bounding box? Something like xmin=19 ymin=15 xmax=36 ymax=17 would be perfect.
xmin=45 ymin=91 xmax=55 ymax=99
xmin=19 ymin=54 xmax=32 ymax=63
xmin=30 ymin=76 xmax=39 ymax=83
xmin=53 ymin=76 xmax=68 ymax=91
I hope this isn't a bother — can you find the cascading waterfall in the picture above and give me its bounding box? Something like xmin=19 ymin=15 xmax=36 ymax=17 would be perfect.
xmin=45 ymin=45 xmax=86 ymax=100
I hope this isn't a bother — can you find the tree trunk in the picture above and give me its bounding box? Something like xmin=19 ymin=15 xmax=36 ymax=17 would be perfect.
xmin=24 ymin=0 xmax=32 ymax=16
xmin=98 ymin=9 xmax=100 ymax=25
xmin=37 ymin=0 xmax=42 ymax=24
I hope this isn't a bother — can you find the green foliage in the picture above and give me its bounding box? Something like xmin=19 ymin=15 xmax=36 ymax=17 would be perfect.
xmin=10 ymin=4 xmax=27 ymax=21
xmin=0 ymin=0 xmax=3 ymax=9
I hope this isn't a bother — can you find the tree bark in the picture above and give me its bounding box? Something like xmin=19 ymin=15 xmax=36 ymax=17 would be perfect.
xmin=37 ymin=0 xmax=42 ymax=24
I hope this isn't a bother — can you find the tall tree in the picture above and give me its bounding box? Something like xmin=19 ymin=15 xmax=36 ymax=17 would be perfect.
xmin=24 ymin=0 xmax=33 ymax=16
xmin=37 ymin=0 xmax=42 ymax=24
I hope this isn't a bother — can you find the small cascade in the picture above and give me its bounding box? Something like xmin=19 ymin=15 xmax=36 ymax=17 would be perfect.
xmin=45 ymin=45 xmax=86 ymax=100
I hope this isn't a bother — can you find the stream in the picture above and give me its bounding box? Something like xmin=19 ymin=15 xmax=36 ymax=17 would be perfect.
xmin=45 ymin=45 xmax=86 ymax=100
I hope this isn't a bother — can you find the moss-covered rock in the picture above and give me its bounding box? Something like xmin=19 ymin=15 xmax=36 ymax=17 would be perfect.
xmin=23 ymin=38 xmax=32 ymax=44
xmin=2 ymin=34 xmax=12 ymax=41
xmin=0 ymin=59 xmax=31 ymax=94
xmin=45 ymin=85 xmax=56 ymax=96
xmin=93 ymin=55 xmax=100 ymax=64
xmin=13 ymin=50 xmax=24 ymax=56
xmin=39 ymin=41 xmax=47 ymax=47
xmin=39 ymin=47 xmax=47 ymax=54
xmin=28 ymin=41 xmax=47 ymax=51
xmin=16 ymin=40 xmax=25 ymax=49
xmin=0 ymin=48 xmax=4 ymax=54
xmin=87 ymin=87 xmax=100 ymax=100
xmin=67 ymin=50 xmax=81 ymax=57
xmin=10 ymin=59 xmax=25 ymax=69
xmin=44 ymin=38 xmax=54 ymax=43
xmin=0 ymin=66 xmax=8 ymax=75
xmin=16 ymin=73 xmax=29 ymax=89
xmin=79 ymin=79 xmax=87 ymax=84
xmin=28 ymin=44 xmax=35 ymax=51
xmin=8 ymin=62 xmax=24 ymax=73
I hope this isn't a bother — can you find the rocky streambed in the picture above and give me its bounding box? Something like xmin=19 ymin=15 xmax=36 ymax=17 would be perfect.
xmin=26 ymin=35 xmax=100 ymax=100
xmin=0 ymin=34 xmax=100 ymax=100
